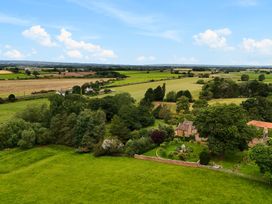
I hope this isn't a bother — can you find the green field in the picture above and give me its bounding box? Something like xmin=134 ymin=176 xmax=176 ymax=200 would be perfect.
xmin=111 ymin=70 xmax=179 ymax=86
xmin=0 ymin=146 xmax=272 ymax=204
xmin=0 ymin=99 xmax=49 ymax=124
xmin=112 ymin=77 xmax=204 ymax=100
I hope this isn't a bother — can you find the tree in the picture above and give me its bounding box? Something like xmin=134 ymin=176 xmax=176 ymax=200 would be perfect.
xmin=250 ymin=144 xmax=272 ymax=176
xmin=72 ymin=85 xmax=81 ymax=94
xmin=75 ymin=109 xmax=106 ymax=150
xmin=166 ymin=91 xmax=177 ymax=102
xmin=153 ymin=86 xmax=164 ymax=101
xmin=176 ymin=90 xmax=184 ymax=100
xmin=192 ymin=99 xmax=208 ymax=114
xmin=8 ymin=94 xmax=16 ymax=102
xmin=183 ymin=90 xmax=193 ymax=102
xmin=194 ymin=104 xmax=256 ymax=155
xmin=110 ymin=115 xmax=130 ymax=142
xmin=25 ymin=69 xmax=31 ymax=75
xmin=158 ymin=105 xmax=172 ymax=122
xmin=259 ymin=74 xmax=265 ymax=81
xmin=176 ymin=96 xmax=190 ymax=113
xmin=144 ymin=88 xmax=154 ymax=102
xmin=241 ymin=97 xmax=272 ymax=122
xmin=32 ymin=70 xmax=40 ymax=78
xmin=162 ymin=83 xmax=166 ymax=99
xmin=241 ymin=74 xmax=249 ymax=81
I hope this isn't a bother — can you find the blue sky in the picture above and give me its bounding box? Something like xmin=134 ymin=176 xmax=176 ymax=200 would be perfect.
xmin=1 ymin=0 xmax=272 ymax=65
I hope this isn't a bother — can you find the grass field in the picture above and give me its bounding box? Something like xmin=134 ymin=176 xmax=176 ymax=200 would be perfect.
xmin=0 ymin=99 xmax=49 ymax=124
xmin=0 ymin=146 xmax=272 ymax=204
xmin=112 ymin=77 xmax=204 ymax=100
xmin=111 ymin=70 xmax=179 ymax=86
xmin=0 ymin=78 xmax=109 ymax=97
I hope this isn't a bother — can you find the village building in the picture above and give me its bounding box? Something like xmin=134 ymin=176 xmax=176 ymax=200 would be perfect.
xmin=247 ymin=120 xmax=272 ymax=147
xmin=175 ymin=120 xmax=204 ymax=142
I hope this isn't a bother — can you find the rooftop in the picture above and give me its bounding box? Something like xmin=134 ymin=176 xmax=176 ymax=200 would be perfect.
xmin=247 ymin=120 xmax=272 ymax=129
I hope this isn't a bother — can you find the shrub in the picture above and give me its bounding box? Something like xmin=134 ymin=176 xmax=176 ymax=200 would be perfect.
xmin=8 ymin=94 xmax=16 ymax=102
xmin=93 ymin=137 xmax=124 ymax=157
xmin=0 ymin=97 xmax=5 ymax=104
xmin=196 ymin=79 xmax=205 ymax=84
xmin=150 ymin=129 xmax=166 ymax=144
xmin=199 ymin=149 xmax=211 ymax=165
xmin=125 ymin=137 xmax=155 ymax=156
xmin=17 ymin=129 xmax=36 ymax=149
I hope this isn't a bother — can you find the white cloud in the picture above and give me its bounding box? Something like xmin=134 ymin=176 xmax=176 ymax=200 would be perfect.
xmin=238 ymin=0 xmax=258 ymax=6
xmin=137 ymin=55 xmax=156 ymax=62
xmin=3 ymin=49 xmax=24 ymax=59
xmin=66 ymin=50 xmax=82 ymax=59
xmin=0 ymin=13 xmax=29 ymax=26
xmin=141 ymin=30 xmax=181 ymax=43
xmin=22 ymin=25 xmax=56 ymax=47
xmin=58 ymin=28 xmax=116 ymax=60
xmin=242 ymin=38 xmax=272 ymax=55
xmin=194 ymin=28 xmax=234 ymax=50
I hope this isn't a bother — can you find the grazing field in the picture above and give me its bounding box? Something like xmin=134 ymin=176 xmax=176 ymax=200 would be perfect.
xmin=112 ymin=77 xmax=204 ymax=100
xmin=0 ymin=146 xmax=272 ymax=204
xmin=208 ymin=98 xmax=247 ymax=105
xmin=111 ymin=70 xmax=179 ymax=86
xmin=0 ymin=78 xmax=108 ymax=97
xmin=0 ymin=99 xmax=49 ymax=124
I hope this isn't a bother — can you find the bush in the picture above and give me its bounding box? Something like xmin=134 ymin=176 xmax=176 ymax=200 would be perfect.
xmin=199 ymin=149 xmax=211 ymax=165
xmin=93 ymin=137 xmax=124 ymax=157
xmin=196 ymin=79 xmax=205 ymax=84
xmin=0 ymin=97 xmax=5 ymax=104
xmin=17 ymin=129 xmax=36 ymax=149
xmin=8 ymin=94 xmax=16 ymax=102
xmin=125 ymin=137 xmax=155 ymax=156
xmin=150 ymin=129 xmax=166 ymax=144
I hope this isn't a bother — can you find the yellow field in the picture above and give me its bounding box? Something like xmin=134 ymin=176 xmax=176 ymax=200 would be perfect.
xmin=0 ymin=70 xmax=13 ymax=74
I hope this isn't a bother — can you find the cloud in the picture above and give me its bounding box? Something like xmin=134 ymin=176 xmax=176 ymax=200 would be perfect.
xmin=3 ymin=49 xmax=24 ymax=59
xmin=68 ymin=0 xmax=181 ymax=42
xmin=242 ymin=38 xmax=272 ymax=55
xmin=0 ymin=13 xmax=30 ymax=26
xmin=238 ymin=0 xmax=258 ymax=6
xmin=22 ymin=25 xmax=56 ymax=47
xmin=193 ymin=28 xmax=234 ymax=50
xmin=137 ymin=55 xmax=156 ymax=62
xmin=66 ymin=50 xmax=82 ymax=59
xmin=58 ymin=28 xmax=116 ymax=60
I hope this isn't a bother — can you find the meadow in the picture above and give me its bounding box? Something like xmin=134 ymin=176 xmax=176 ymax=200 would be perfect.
xmin=0 ymin=98 xmax=49 ymax=124
xmin=0 ymin=146 xmax=272 ymax=204
xmin=111 ymin=70 xmax=179 ymax=86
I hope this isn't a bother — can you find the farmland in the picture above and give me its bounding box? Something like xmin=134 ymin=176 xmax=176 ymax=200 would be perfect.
xmin=0 ymin=146 xmax=272 ymax=204
xmin=0 ymin=78 xmax=109 ymax=97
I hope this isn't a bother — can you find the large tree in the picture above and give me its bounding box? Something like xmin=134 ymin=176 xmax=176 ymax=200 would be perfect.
xmin=176 ymin=96 xmax=190 ymax=113
xmin=194 ymin=104 xmax=255 ymax=155
xmin=110 ymin=115 xmax=130 ymax=142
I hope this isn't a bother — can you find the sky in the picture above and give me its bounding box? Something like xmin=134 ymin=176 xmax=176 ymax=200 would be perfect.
xmin=0 ymin=0 xmax=272 ymax=65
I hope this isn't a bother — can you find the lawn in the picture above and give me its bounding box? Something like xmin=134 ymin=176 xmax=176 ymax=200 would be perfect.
xmin=0 ymin=146 xmax=272 ymax=204
xmin=111 ymin=70 xmax=180 ymax=86
xmin=0 ymin=99 xmax=49 ymax=124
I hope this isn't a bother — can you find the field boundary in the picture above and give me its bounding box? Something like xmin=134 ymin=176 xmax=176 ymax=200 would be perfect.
xmin=134 ymin=154 xmax=269 ymax=184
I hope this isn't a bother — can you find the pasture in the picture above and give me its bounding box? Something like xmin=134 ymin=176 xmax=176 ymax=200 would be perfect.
xmin=0 ymin=78 xmax=108 ymax=97
xmin=0 ymin=146 xmax=272 ymax=204
xmin=111 ymin=70 xmax=179 ymax=86
xmin=0 ymin=98 xmax=49 ymax=124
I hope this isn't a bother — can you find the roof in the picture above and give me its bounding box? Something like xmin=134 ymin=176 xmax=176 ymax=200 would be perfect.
xmin=176 ymin=120 xmax=195 ymax=131
xmin=247 ymin=120 xmax=272 ymax=129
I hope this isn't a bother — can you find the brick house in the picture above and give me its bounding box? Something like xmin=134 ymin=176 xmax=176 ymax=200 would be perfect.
xmin=247 ymin=120 xmax=271 ymax=147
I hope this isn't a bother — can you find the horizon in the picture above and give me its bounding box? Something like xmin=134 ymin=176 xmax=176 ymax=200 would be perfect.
xmin=1 ymin=0 xmax=272 ymax=65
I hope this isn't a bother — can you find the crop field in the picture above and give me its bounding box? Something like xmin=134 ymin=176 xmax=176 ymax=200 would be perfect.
xmin=111 ymin=70 xmax=179 ymax=86
xmin=0 ymin=146 xmax=271 ymax=204
xmin=0 ymin=98 xmax=49 ymax=124
xmin=0 ymin=78 xmax=109 ymax=97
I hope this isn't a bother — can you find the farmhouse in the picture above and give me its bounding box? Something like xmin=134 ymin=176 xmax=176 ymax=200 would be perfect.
xmin=175 ymin=120 xmax=197 ymax=137
xmin=247 ymin=120 xmax=272 ymax=147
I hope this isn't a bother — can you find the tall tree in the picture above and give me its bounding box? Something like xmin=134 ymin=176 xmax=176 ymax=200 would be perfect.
xmin=110 ymin=115 xmax=130 ymax=143
xmin=194 ymin=104 xmax=255 ymax=155
xmin=259 ymin=74 xmax=265 ymax=81
xmin=176 ymin=96 xmax=190 ymax=113
xmin=241 ymin=74 xmax=249 ymax=81
xmin=153 ymin=86 xmax=164 ymax=101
